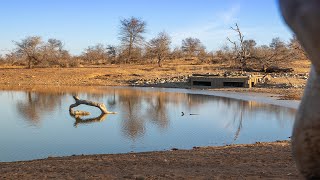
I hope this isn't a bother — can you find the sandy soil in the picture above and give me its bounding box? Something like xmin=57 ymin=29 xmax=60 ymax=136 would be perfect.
xmin=0 ymin=63 xmax=306 ymax=100
xmin=0 ymin=141 xmax=300 ymax=179
xmin=0 ymin=63 xmax=307 ymax=179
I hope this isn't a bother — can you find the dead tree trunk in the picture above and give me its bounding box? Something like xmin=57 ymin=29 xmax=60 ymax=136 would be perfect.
xmin=227 ymin=23 xmax=251 ymax=70
xmin=69 ymin=96 xmax=116 ymax=116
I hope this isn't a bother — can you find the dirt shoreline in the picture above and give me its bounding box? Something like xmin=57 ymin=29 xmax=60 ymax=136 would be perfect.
xmin=0 ymin=141 xmax=300 ymax=179
xmin=0 ymin=65 xmax=305 ymax=100
xmin=0 ymin=66 xmax=303 ymax=179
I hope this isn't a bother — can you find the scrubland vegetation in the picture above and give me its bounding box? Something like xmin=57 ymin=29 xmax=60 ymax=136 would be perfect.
xmin=0 ymin=17 xmax=308 ymax=73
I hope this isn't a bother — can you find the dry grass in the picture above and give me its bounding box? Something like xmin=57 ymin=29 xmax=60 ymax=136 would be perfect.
xmin=290 ymin=59 xmax=311 ymax=73
xmin=0 ymin=59 xmax=310 ymax=100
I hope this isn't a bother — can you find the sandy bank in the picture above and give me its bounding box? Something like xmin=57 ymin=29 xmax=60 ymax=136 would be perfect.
xmin=0 ymin=141 xmax=300 ymax=179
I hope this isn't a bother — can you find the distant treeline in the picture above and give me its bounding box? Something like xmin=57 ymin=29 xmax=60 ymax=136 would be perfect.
xmin=0 ymin=17 xmax=307 ymax=70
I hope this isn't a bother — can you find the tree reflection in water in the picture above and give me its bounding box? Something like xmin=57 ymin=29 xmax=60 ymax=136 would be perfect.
xmin=185 ymin=94 xmax=295 ymax=143
xmin=16 ymin=91 xmax=65 ymax=126
xmin=117 ymin=91 xmax=146 ymax=139
xmin=146 ymin=95 xmax=169 ymax=130
xmin=14 ymin=87 xmax=296 ymax=142
xmin=116 ymin=90 xmax=178 ymax=139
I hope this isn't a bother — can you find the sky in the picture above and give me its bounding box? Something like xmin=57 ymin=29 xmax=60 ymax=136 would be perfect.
xmin=0 ymin=0 xmax=293 ymax=55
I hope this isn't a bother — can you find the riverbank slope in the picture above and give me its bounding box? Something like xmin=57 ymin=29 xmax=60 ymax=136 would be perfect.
xmin=0 ymin=63 xmax=307 ymax=100
xmin=0 ymin=141 xmax=299 ymax=179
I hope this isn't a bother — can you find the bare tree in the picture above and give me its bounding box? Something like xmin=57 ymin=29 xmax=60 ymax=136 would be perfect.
xmin=147 ymin=31 xmax=171 ymax=67
xmin=170 ymin=46 xmax=183 ymax=60
xmin=119 ymin=17 xmax=146 ymax=63
xmin=289 ymin=35 xmax=308 ymax=60
xmin=47 ymin=38 xmax=63 ymax=52
xmin=14 ymin=36 xmax=43 ymax=68
xmin=4 ymin=51 xmax=25 ymax=66
xmin=82 ymin=44 xmax=108 ymax=64
xmin=251 ymin=38 xmax=291 ymax=71
xmin=106 ymin=45 xmax=118 ymax=64
xmin=41 ymin=38 xmax=70 ymax=67
xmin=0 ymin=54 xmax=3 ymax=65
xmin=270 ymin=37 xmax=286 ymax=50
xmin=181 ymin=37 xmax=204 ymax=59
xmin=197 ymin=48 xmax=209 ymax=63
xmin=227 ymin=23 xmax=251 ymax=69
xmin=268 ymin=38 xmax=291 ymax=67
xmin=269 ymin=38 xmax=290 ymax=62
xmin=212 ymin=45 xmax=234 ymax=65
xmin=243 ymin=39 xmax=257 ymax=53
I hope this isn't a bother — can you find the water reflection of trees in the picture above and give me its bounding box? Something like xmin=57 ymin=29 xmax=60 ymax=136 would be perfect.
xmin=186 ymin=94 xmax=296 ymax=143
xmin=117 ymin=91 xmax=170 ymax=139
xmin=16 ymin=91 xmax=65 ymax=126
xmin=118 ymin=91 xmax=146 ymax=139
xmin=14 ymin=87 xmax=296 ymax=141
xmin=113 ymin=90 xmax=295 ymax=140
xmin=146 ymin=95 xmax=169 ymax=129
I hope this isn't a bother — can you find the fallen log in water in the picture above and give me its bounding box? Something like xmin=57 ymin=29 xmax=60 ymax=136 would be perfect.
xmin=69 ymin=96 xmax=116 ymax=116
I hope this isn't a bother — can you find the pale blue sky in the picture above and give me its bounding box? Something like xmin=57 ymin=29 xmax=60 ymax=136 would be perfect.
xmin=0 ymin=0 xmax=292 ymax=55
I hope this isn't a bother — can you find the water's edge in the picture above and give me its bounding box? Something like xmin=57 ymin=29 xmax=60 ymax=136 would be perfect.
xmin=118 ymin=86 xmax=300 ymax=109
xmin=0 ymin=86 xmax=298 ymax=162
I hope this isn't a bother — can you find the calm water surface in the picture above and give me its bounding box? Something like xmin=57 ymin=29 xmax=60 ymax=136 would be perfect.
xmin=0 ymin=87 xmax=296 ymax=162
